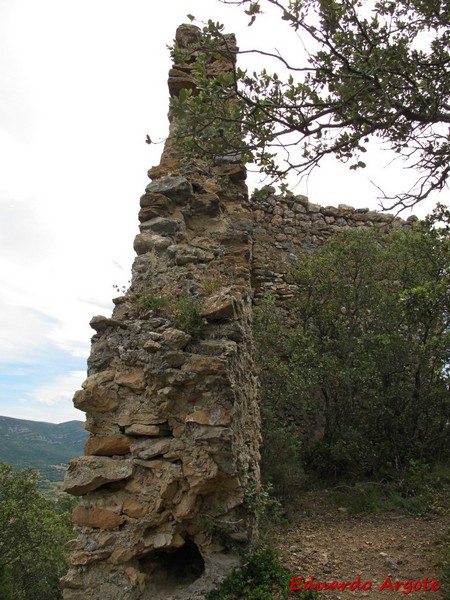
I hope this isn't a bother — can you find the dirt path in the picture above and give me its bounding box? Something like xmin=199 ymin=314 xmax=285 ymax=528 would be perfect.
xmin=276 ymin=501 xmax=449 ymax=599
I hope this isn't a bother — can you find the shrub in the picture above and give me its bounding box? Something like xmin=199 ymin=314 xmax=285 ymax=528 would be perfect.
xmin=173 ymin=295 xmax=205 ymax=335
xmin=206 ymin=546 xmax=318 ymax=600
xmin=0 ymin=463 xmax=74 ymax=600
xmin=133 ymin=290 xmax=168 ymax=316
xmin=254 ymin=225 xmax=450 ymax=489
xmin=201 ymin=268 xmax=227 ymax=295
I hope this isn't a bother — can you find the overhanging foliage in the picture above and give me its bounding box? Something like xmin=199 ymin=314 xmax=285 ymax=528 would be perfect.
xmin=174 ymin=0 xmax=450 ymax=209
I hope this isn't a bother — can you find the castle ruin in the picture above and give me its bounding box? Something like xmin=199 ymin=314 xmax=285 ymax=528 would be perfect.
xmin=61 ymin=24 xmax=417 ymax=600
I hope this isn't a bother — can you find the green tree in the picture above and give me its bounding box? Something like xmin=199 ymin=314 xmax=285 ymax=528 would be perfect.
xmin=254 ymin=217 xmax=450 ymax=485
xmin=0 ymin=463 xmax=74 ymax=600
xmin=174 ymin=0 xmax=450 ymax=209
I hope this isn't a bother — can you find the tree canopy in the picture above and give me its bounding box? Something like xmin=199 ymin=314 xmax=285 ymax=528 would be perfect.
xmin=173 ymin=0 xmax=450 ymax=209
xmin=0 ymin=463 xmax=74 ymax=600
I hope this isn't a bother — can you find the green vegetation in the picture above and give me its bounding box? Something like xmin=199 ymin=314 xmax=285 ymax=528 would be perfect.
xmin=202 ymin=269 xmax=227 ymax=295
xmin=0 ymin=462 xmax=75 ymax=600
xmin=129 ymin=287 xmax=205 ymax=335
xmin=132 ymin=289 xmax=169 ymax=316
xmin=176 ymin=0 xmax=450 ymax=210
xmin=254 ymin=211 xmax=450 ymax=507
xmin=173 ymin=295 xmax=205 ymax=335
xmin=206 ymin=546 xmax=317 ymax=600
xmin=327 ymin=461 xmax=450 ymax=515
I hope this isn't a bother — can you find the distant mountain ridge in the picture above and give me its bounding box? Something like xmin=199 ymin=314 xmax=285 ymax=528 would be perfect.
xmin=0 ymin=415 xmax=88 ymax=481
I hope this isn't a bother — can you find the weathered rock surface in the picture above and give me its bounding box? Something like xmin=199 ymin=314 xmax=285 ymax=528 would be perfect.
xmin=63 ymin=23 xmax=259 ymax=600
xmin=201 ymin=293 xmax=242 ymax=320
xmin=250 ymin=187 xmax=416 ymax=309
xmin=63 ymin=22 xmax=415 ymax=600
xmin=65 ymin=457 xmax=133 ymax=495
xmin=72 ymin=506 xmax=125 ymax=530
xmin=84 ymin=435 xmax=131 ymax=456
xmin=144 ymin=176 xmax=193 ymax=201
xmin=185 ymin=407 xmax=231 ymax=426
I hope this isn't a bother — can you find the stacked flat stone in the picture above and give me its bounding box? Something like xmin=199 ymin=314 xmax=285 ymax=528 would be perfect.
xmin=61 ymin=23 xmax=417 ymax=600
xmin=250 ymin=187 xmax=418 ymax=306
xmin=62 ymin=24 xmax=260 ymax=600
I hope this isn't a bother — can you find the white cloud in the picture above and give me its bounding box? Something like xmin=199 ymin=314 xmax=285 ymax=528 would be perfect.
xmin=0 ymin=302 xmax=55 ymax=363
xmin=1 ymin=368 xmax=86 ymax=424
xmin=28 ymin=370 xmax=86 ymax=406
xmin=19 ymin=370 xmax=86 ymax=424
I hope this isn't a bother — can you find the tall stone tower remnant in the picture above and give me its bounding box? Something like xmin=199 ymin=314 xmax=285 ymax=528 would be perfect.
xmin=62 ymin=24 xmax=261 ymax=600
xmin=61 ymin=22 xmax=418 ymax=600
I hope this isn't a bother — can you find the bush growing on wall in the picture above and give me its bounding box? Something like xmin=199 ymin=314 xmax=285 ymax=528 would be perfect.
xmin=254 ymin=213 xmax=450 ymax=490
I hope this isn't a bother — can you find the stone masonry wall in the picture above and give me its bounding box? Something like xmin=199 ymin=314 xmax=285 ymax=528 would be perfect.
xmin=250 ymin=187 xmax=418 ymax=308
xmin=62 ymin=25 xmax=260 ymax=600
xmin=62 ymin=24 xmax=418 ymax=600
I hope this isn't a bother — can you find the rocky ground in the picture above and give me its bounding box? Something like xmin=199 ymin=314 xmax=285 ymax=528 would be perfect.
xmin=276 ymin=493 xmax=449 ymax=599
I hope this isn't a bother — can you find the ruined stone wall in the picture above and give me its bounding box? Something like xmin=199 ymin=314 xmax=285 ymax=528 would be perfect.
xmin=62 ymin=25 xmax=260 ymax=600
xmin=249 ymin=188 xmax=418 ymax=307
xmin=62 ymin=24 xmax=419 ymax=600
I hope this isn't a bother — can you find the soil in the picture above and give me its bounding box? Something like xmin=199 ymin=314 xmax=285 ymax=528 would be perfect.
xmin=276 ymin=492 xmax=449 ymax=600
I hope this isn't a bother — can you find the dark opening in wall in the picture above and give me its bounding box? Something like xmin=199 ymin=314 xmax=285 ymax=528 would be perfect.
xmin=139 ymin=539 xmax=205 ymax=590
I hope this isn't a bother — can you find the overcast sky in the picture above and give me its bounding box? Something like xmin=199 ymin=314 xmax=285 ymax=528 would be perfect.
xmin=0 ymin=0 xmax=442 ymax=424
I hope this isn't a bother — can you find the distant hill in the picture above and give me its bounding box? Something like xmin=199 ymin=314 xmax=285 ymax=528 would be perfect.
xmin=0 ymin=416 xmax=88 ymax=483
